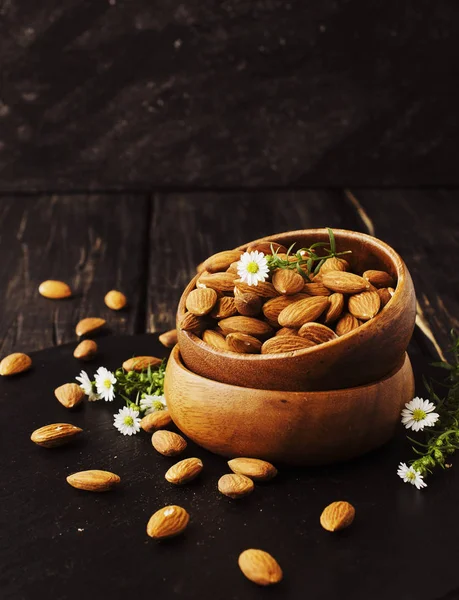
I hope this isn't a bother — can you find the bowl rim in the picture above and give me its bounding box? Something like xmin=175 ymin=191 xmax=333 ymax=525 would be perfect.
xmin=177 ymin=227 xmax=409 ymax=362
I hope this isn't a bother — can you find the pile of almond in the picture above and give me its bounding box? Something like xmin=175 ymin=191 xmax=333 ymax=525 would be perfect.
xmin=179 ymin=242 xmax=396 ymax=354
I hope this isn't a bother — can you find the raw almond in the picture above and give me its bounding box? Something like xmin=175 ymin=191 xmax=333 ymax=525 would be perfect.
xmin=278 ymin=296 xmax=329 ymax=328
xmin=122 ymin=356 xmax=162 ymax=372
xmin=146 ymin=505 xmax=190 ymax=539
xmin=321 ymin=271 xmax=370 ymax=294
xmin=179 ymin=312 xmax=205 ymax=333
xmin=140 ymin=410 xmax=172 ymax=432
xmin=238 ymin=549 xmax=283 ymax=586
xmin=261 ymin=335 xmax=316 ymax=354
xmin=319 ymin=257 xmax=349 ymax=274
xmin=186 ymin=288 xmax=218 ymax=316
xmin=324 ymin=293 xmax=345 ymax=324
xmin=234 ymin=292 xmax=262 ymax=317
xmin=197 ymin=272 xmax=237 ymax=293
xmin=272 ymin=269 xmax=304 ymax=295
xmin=262 ymin=294 xmax=307 ymax=323
xmin=75 ymin=317 xmax=106 ymax=337
xmin=31 ymin=423 xmax=83 ymax=448
xmin=377 ymin=287 xmax=392 ymax=308
xmin=348 ymin=290 xmax=381 ymax=321
xmin=226 ymin=333 xmax=262 ymax=354
xmin=320 ymin=501 xmax=355 ymax=532
xmin=66 ymin=470 xmax=120 ymax=492
xmin=335 ymin=313 xmax=361 ymax=336
xmin=165 ymin=457 xmax=203 ymax=485
xmin=228 ymin=458 xmax=277 ymax=481
xmin=202 ymin=329 xmax=229 ymax=351
xmin=152 ymin=430 xmax=187 ymax=456
xmin=211 ymin=296 xmax=238 ymax=319
xmin=234 ymin=279 xmax=279 ymax=299
xmin=218 ymin=316 xmax=273 ymax=338
xmin=73 ymin=339 xmax=97 ymax=361
xmin=104 ymin=290 xmax=127 ymax=310
xmin=226 ymin=261 xmax=240 ymax=274
xmin=38 ymin=280 xmax=72 ymax=299
xmin=302 ymin=282 xmax=331 ymax=296
xmin=218 ymin=473 xmax=254 ymax=498
xmin=0 ymin=352 xmax=32 ymax=376
xmin=159 ymin=329 xmax=178 ymax=348
xmin=202 ymin=250 xmax=242 ymax=273
xmin=246 ymin=241 xmax=287 ymax=255
xmin=54 ymin=383 xmax=85 ymax=408
xmin=275 ymin=327 xmax=299 ymax=337
xmin=363 ymin=269 xmax=395 ymax=288
xmin=298 ymin=322 xmax=337 ymax=344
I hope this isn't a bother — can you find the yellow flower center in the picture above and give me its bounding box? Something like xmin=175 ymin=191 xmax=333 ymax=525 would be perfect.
xmin=247 ymin=261 xmax=259 ymax=274
xmin=406 ymin=470 xmax=416 ymax=481
xmin=412 ymin=408 xmax=426 ymax=422
xmin=123 ymin=416 xmax=134 ymax=426
xmin=103 ymin=378 xmax=112 ymax=389
xmin=152 ymin=400 xmax=165 ymax=411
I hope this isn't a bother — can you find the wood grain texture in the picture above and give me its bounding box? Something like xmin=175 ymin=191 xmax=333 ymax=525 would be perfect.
xmin=1 ymin=1 xmax=459 ymax=190
xmin=0 ymin=196 xmax=149 ymax=355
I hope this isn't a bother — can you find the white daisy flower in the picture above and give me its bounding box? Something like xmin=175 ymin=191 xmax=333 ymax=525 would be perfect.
xmin=75 ymin=370 xmax=100 ymax=402
xmin=94 ymin=366 xmax=117 ymax=402
xmin=113 ymin=406 xmax=141 ymax=436
xmin=237 ymin=251 xmax=270 ymax=286
xmin=397 ymin=462 xmax=427 ymax=489
xmin=401 ymin=397 xmax=439 ymax=432
xmin=140 ymin=394 xmax=167 ymax=415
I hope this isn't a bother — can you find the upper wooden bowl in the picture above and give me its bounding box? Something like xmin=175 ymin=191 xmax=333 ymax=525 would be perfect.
xmin=165 ymin=346 xmax=415 ymax=465
xmin=177 ymin=228 xmax=416 ymax=391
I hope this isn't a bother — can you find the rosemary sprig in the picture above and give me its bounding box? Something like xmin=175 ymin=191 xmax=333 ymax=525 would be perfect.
xmin=266 ymin=227 xmax=352 ymax=281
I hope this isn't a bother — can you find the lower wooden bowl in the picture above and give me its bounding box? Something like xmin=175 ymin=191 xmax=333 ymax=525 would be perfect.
xmin=164 ymin=346 xmax=415 ymax=466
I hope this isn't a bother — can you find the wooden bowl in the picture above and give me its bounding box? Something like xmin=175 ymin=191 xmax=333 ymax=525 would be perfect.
xmin=177 ymin=228 xmax=416 ymax=391
xmin=165 ymin=346 xmax=414 ymax=466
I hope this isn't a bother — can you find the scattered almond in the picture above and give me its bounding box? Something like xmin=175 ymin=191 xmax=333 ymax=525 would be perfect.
xmin=0 ymin=352 xmax=32 ymax=376
xmin=234 ymin=279 xmax=279 ymax=299
xmin=73 ymin=339 xmax=97 ymax=361
xmin=159 ymin=329 xmax=178 ymax=348
xmin=278 ymin=296 xmax=329 ymax=328
xmin=186 ymin=288 xmax=218 ymax=316
xmin=321 ymin=271 xmax=370 ymax=294
xmin=218 ymin=473 xmax=254 ymax=498
xmin=152 ymin=430 xmax=187 ymax=456
xmin=66 ymin=470 xmax=120 ymax=492
xmin=234 ymin=292 xmax=262 ymax=317
xmin=165 ymin=457 xmax=203 ymax=485
xmin=298 ymin=322 xmax=338 ymax=344
xmin=146 ymin=505 xmax=190 ymax=539
xmin=179 ymin=312 xmax=205 ymax=334
xmin=218 ymin=316 xmax=273 ymax=338
xmin=228 ymin=458 xmax=277 ymax=481
xmin=31 ymin=423 xmax=82 ymax=448
xmin=202 ymin=329 xmax=229 ymax=351
xmin=54 ymin=383 xmax=85 ymax=408
xmin=75 ymin=317 xmax=106 ymax=337
xmin=104 ymin=290 xmax=127 ymax=310
xmin=38 ymin=280 xmax=72 ymax=299
xmin=122 ymin=356 xmax=162 ymax=372
xmin=272 ymin=269 xmax=304 ymax=295
xmin=202 ymin=250 xmax=242 ymax=273
xmin=363 ymin=269 xmax=395 ymax=288
xmin=320 ymin=501 xmax=355 ymax=532
xmin=377 ymin=287 xmax=392 ymax=308
xmin=197 ymin=272 xmax=237 ymax=293
xmin=335 ymin=313 xmax=361 ymax=336
xmin=211 ymin=296 xmax=238 ymax=319
xmin=324 ymin=293 xmax=345 ymax=324
xmin=226 ymin=332 xmax=262 ymax=354
xmin=348 ymin=290 xmax=381 ymax=321
xmin=261 ymin=335 xmax=315 ymax=354
xmin=238 ymin=549 xmax=283 ymax=586
xmin=140 ymin=410 xmax=172 ymax=432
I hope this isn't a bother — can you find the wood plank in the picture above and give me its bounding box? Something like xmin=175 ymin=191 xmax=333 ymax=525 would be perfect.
xmin=1 ymin=1 xmax=459 ymax=190
xmin=0 ymin=196 xmax=149 ymax=355
xmin=347 ymin=189 xmax=459 ymax=357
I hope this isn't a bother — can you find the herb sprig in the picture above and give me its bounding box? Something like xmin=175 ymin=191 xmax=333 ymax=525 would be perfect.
xmin=115 ymin=360 xmax=166 ymax=408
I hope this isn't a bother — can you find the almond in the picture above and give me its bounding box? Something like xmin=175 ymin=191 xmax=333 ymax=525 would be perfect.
xmin=73 ymin=339 xmax=97 ymax=361
xmin=278 ymin=296 xmax=329 ymax=328
xmin=234 ymin=279 xmax=279 ymax=299
xmin=238 ymin=549 xmax=283 ymax=586
xmin=262 ymin=294 xmax=307 ymax=323
xmin=321 ymin=271 xmax=370 ymax=294
xmin=234 ymin=292 xmax=262 ymax=317
xmin=146 ymin=505 xmax=190 ymax=539
xmin=104 ymin=290 xmax=127 ymax=310
xmin=196 ymin=261 xmax=206 ymax=274
xmin=178 ymin=312 xmax=205 ymax=334
xmin=226 ymin=261 xmax=240 ymax=274
xmin=66 ymin=470 xmax=120 ymax=492
xmin=348 ymin=290 xmax=381 ymax=321
xmin=218 ymin=316 xmax=273 ymax=338
xmin=298 ymin=322 xmax=337 ymax=344
xmin=75 ymin=317 xmax=106 ymax=337
xmin=246 ymin=241 xmax=287 ymax=255
xmin=202 ymin=329 xmax=229 ymax=351
xmin=152 ymin=430 xmax=187 ymax=456
xmin=31 ymin=423 xmax=83 ymax=448
xmin=272 ymin=269 xmax=304 ymax=295
xmin=186 ymin=288 xmax=218 ymax=316
xmin=302 ymin=282 xmax=331 ymax=296
xmin=275 ymin=327 xmax=299 ymax=337
xmin=202 ymin=250 xmax=242 ymax=273
xmin=159 ymin=329 xmax=178 ymax=348
xmin=228 ymin=458 xmax=277 ymax=481
xmin=211 ymin=296 xmax=238 ymax=319
xmin=226 ymin=332 xmax=262 ymax=354
xmin=197 ymin=272 xmax=237 ymax=293
xmin=122 ymin=356 xmax=162 ymax=372
xmin=320 ymin=501 xmax=355 ymax=532
xmin=324 ymin=293 xmax=345 ymax=324
xmin=318 ymin=257 xmax=349 ymax=275
xmin=0 ymin=352 xmax=32 ymax=376
xmin=377 ymin=287 xmax=392 ymax=308
xmin=363 ymin=269 xmax=395 ymax=288
xmin=218 ymin=473 xmax=254 ymax=498
xmin=140 ymin=410 xmax=172 ymax=432
xmin=54 ymin=383 xmax=85 ymax=408
xmin=261 ymin=335 xmax=316 ymax=354
xmin=335 ymin=313 xmax=361 ymax=336
xmin=38 ymin=280 xmax=72 ymax=299
xmin=165 ymin=457 xmax=203 ymax=485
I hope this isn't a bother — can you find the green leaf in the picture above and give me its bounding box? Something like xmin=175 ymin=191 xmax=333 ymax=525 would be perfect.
xmin=327 ymin=227 xmax=336 ymax=254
